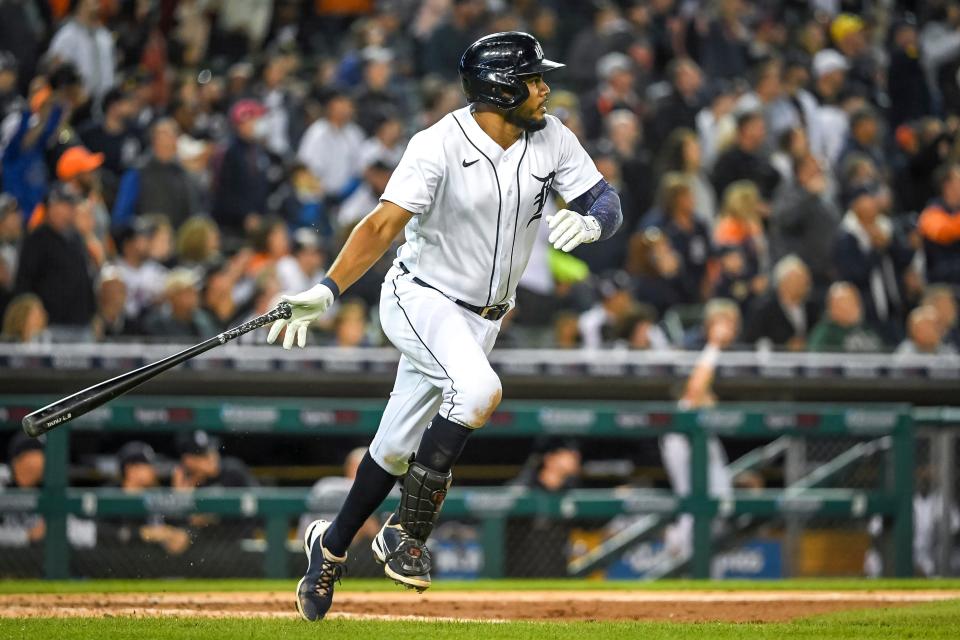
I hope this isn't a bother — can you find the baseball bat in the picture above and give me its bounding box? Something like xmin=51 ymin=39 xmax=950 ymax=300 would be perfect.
xmin=21 ymin=301 xmax=293 ymax=438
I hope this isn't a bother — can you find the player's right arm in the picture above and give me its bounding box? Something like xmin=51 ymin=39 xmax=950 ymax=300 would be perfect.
xmin=268 ymin=201 xmax=413 ymax=349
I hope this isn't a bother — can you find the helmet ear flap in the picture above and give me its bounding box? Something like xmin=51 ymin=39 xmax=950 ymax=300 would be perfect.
xmin=470 ymin=70 xmax=528 ymax=110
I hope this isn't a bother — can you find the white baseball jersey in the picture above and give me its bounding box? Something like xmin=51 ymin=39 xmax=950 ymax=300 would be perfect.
xmin=381 ymin=106 xmax=602 ymax=307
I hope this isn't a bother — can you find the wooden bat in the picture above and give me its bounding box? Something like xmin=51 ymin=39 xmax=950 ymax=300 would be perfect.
xmin=21 ymin=302 xmax=293 ymax=437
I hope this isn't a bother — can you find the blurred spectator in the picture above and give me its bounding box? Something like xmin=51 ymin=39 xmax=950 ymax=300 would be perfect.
xmin=0 ymin=433 xmax=45 ymax=546
xmin=808 ymin=282 xmax=884 ymax=352
xmin=2 ymin=73 xmax=73 ymax=219
xmin=353 ymin=47 xmax=405 ymax=136
xmin=273 ymin=162 xmax=330 ymax=236
xmin=47 ymin=0 xmax=115 ymax=101
xmin=277 ymin=228 xmax=327 ymax=293
xmin=113 ymin=119 xmax=201 ymax=229
xmin=256 ymin=54 xmax=295 ymax=156
xmin=338 ymin=159 xmax=395 ymax=229
xmin=0 ymin=433 xmax=94 ymax=549
xmin=581 ymin=52 xmax=643 ymax=142
xmin=14 ymin=183 xmax=95 ymax=333
xmin=551 ymin=311 xmax=582 ymax=349
xmin=0 ymin=5 xmax=43 ymax=97
xmin=1 ymin=293 xmax=48 ymax=343
xmin=810 ymin=49 xmax=850 ymax=167
xmin=683 ymin=297 xmax=741 ymax=350
xmin=615 ymin=303 xmax=669 ymax=351
xmin=829 ymin=13 xmax=878 ymax=102
xmin=712 ymin=180 xmax=769 ymax=310
xmin=359 ymin=112 xmax=405 ymax=171
xmin=744 ymin=255 xmax=817 ymax=351
xmin=657 ymin=128 xmax=716 ymax=228
xmin=48 ymin=145 xmax=110 ymax=267
xmin=176 ymin=216 xmax=221 ymax=270
xmin=145 ymin=215 xmax=175 ymax=267
xmin=922 ymin=284 xmax=960 ymax=350
xmin=834 ymin=183 xmax=912 ymax=341
xmin=918 ymin=163 xmax=960 ymax=286
xmin=141 ymin=268 xmax=218 ymax=339
xmin=108 ymin=441 xmax=190 ymax=556
xmin=838 ymin=107 xmax=887 ymax=179
xmin=202 ymin=262 xmax=241 ymax=331
xmin=578 ymin=271 xmax=636 ymax=349
xmin=896 ymin=305 xmax=956 ymax=355
xmin=660 ymin=301 xmax=736 ymax=559
xmin=247 ymin=217 xmax=290 ymax=277
xmin=297 ymin=92 xmax=365 ymax=204
xmin=781 ymin=56 xmax=823 ymax=163
xmin=626 ymin=226 xmax=683 ymax=316
xmin=648 ymin=58 xmax=704 ymax=153
xmin=770 ymin=126 xmax=811 ymax=188
xmin=770 ymin=153 xmax=840 ymax=296
xmin=642 ymin=173 xmax=712 ymax=305
xmin=113 ymin=219 xmax=168 ymax=320
xmin=420 ymin=0 xmax=486 ymax=79
xmin=235 ymin=268 xmax=282 ymax=345
xmin=695 ymin=79 xmax=737 ymax=172
xmin=92 ymin=266 xmax=135 ymax=340
xmin=887 ymin=19 xmax=932 ymax=129
xmin=712 ymin=110 xmax=780 ymax=201
xmin=212 ymin=99 xmax=272 ymax=238
xmin=686 ymin=0 xmax=751 ymax=81
xmin=0 ymin=51 xmax=19 ymax=117
xmin=77 ymin=87 xmax=142 ymax=182
xmin=172 ymin=430 xmax=256 ymax=490
xmin=735 ymin=58 xmax=797 ymax=148
xmin=333 ymin=299 xmax=371 ymax=348
xmin=0 ymin=194 xmax=21 ymax=295
xmin=508 ymin=437 xmax=581 ymax=577
xmin=603 ymin=109 xmax=655 ymax=222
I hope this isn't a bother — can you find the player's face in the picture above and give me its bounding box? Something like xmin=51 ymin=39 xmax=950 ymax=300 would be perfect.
xmin=507 ymin=74 xmax=550 ymax=132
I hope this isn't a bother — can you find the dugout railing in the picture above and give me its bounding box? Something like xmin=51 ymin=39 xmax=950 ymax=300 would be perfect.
xmin=0 ymin=398 xmax=915 ymax=580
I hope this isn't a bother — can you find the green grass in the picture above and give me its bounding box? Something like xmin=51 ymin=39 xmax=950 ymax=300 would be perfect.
xmin=2 ymin=577 xmax=960 ymax=594
xmin=2 ymin=600 xmax=959 ymax=640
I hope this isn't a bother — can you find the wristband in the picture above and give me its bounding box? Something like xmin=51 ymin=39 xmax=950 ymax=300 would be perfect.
xmin=321 ymin=276 xmax=341 ymax=301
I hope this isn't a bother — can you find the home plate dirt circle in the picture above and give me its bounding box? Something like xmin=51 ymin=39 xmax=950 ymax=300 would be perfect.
xmin=2 ymin=591 xmax=958 ymax=622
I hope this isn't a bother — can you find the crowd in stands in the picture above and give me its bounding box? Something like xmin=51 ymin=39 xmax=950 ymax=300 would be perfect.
xmin=2 ymin=0 xmax=960 ymax=354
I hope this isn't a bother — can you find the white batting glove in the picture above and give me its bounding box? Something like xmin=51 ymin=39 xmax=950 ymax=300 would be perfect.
xmin=266 ymin=284 xmax=335 ymax=349
xmin=546 ymin=209 xmax=601 ymax=252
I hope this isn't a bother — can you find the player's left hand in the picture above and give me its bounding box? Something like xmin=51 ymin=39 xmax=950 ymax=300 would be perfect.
xmin=546 ymin=209 xmax=601 ymax=252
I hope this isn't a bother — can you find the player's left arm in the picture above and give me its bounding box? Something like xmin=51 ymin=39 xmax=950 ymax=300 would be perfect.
xmin=547 ymin=178 xmax=622 ymax=252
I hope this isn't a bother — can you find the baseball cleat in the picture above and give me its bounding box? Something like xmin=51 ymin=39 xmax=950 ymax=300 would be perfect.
xmin=372 ymin=514 xmax=432 ymax=592
xmin=296 ymin=519 xmax=346 ymax=621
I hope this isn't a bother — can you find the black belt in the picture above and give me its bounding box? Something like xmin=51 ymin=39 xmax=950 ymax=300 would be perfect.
xmin=398 ymin=263 xmax=510 ymax=321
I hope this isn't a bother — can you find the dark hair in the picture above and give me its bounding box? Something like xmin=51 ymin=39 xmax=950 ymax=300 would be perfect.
xmin=934 ymin=163 xmax=960 ymax=192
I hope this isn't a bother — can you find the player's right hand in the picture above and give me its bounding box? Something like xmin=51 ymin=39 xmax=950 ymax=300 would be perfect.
xmin=267 ymin=284 xmax=335 ymax=349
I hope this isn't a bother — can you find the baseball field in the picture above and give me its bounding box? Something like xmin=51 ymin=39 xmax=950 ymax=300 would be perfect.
xmin=1 ymin=579 xmax=958 ymax=639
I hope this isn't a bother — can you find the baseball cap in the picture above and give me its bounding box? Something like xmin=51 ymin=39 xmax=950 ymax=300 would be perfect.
xmin=8 ymin=432 xmax=44 ymax=462
xmin=46 ymin=181 xmax=82 ymax=205
xmin=830 ymin=14 xmax=864 ymax=45
xmin=597 ymin=270 xmax=633 ymax=299
xmin=597 ymin=52 xmax=632 ymax=81
xmin=56 ymin=146 xmax=105 ymax=180
xmin=812 ymin=49 xmax=849 ymax=78
xmin=176 ymin=430 xmax=219 ymax=456
xmin=229 ymin=99 xmax=267 ymax=127
xmin=117 ymin=441 xmax=156 ymax=470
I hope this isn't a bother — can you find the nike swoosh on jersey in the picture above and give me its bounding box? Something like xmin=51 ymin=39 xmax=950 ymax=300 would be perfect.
xmin=462 ymin=158 xmax=479 ymax=167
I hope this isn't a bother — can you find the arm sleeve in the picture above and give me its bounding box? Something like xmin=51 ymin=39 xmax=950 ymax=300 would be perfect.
xmin=111 ymin=169 xmax=140 ymax=227
xmin=379 ymin=130 xmax=444 ymax=215
xmin=566 ymin=178 xmax=623 ymax=241
xmin=552 ymin=120 xmax=604 ymax=202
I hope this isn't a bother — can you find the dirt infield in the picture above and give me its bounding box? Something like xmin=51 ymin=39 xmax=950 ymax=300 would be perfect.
xmin=2 ymin=590 xmax=958 ymax=622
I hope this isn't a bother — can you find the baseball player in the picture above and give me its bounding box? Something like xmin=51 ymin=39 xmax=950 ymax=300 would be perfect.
xmin=268 ymin=32 xmax=622 ymax=621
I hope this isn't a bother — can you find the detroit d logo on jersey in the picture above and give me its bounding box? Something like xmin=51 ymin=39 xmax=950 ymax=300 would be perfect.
xmin=528 ymin=170 xmax=556 ymax=227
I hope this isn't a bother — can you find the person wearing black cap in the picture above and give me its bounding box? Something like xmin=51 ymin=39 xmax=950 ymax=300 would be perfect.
xmin=13 ymin=182 xmax=96 ymax=333
xmin=0 ymin=433 xmax=46 ymax=547
xmin=506 ymin=437 xmax=582 ymax=577
xmin=77 ymin=86 xmax=142 ymax=182
xmin=578 ymin=270 xmax=638 ymax=349
xmin=172 ymin=430 xmax=256 ymax=491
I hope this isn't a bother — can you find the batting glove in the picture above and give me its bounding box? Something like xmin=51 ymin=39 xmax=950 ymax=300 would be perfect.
xmin=546 ymin=209 xmax=601 ymax=252
xmin=267 ymin=283 xmax=335 ymax=349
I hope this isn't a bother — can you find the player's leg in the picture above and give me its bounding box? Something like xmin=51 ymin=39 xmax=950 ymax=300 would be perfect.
xmin=296 ymin=354 xmax=440 ymax=619
xmin=370 ymin=268 xmax=502 ymax=589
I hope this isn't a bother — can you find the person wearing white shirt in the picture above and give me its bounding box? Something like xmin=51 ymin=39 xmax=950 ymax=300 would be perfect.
xmin=47 ymin=0 xmax=115 ymax=101
xmin=297 ymin=93 xmax=365 ymax=200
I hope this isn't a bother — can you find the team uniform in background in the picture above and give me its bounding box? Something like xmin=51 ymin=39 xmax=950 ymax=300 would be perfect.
xmin=370 ymin=107 xmax=601 ymax=474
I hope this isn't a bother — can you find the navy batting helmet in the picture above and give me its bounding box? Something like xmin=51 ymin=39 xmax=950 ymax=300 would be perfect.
xmin=459 ymin=32 xmax=564 ymax=110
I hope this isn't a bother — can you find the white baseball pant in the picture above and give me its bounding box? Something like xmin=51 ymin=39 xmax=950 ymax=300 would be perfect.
xmin=369 ymin=264 xmax=502 ymax=476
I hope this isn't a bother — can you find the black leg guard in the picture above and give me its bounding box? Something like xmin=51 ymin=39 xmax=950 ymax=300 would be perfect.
xmin=372 ymin=459 xmax=451 ymax=591
xmin=399 ymin=460 xmax=452 ymax=541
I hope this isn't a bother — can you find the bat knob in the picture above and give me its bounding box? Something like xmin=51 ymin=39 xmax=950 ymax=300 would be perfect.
xmin=276 ymin=301 xmax=293 ymax=319
xmin=22 ymin=413 xmax=45 ymax=438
